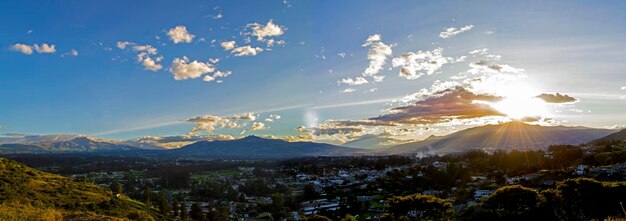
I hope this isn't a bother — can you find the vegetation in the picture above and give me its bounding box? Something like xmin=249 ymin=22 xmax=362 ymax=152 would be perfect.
xmin=0 ymin=158 xmax=158 ymax=220
xmin=458 ymin=178 xmax=626 ymax=221
xmin=385 ymin=194 xmax=453 ymax=220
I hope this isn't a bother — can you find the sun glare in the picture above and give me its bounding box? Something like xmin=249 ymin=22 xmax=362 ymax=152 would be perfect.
xmin=490 ymin=84 xmax=548 ymax=120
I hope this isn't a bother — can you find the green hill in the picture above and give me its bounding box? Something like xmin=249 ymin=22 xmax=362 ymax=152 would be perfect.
xmin=0 ymin=158 xmax=158 ymax=220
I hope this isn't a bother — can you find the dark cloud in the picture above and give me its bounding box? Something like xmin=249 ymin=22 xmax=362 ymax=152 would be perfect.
xmin=535 ymin=93 xmax=578 ymax=103
xmin=370 ymin=86 xmax=504 ymax=125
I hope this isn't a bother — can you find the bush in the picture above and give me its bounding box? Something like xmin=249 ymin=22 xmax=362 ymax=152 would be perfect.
xmin=385 ymin=194 xmax=453 ymax=220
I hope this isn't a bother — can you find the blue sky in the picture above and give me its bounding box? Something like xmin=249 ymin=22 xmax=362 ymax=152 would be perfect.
xmin=1 ymin=1 xmax=625 ymax=144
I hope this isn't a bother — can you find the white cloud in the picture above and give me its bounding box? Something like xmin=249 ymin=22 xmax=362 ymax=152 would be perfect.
xmin=621 ymin=86 xmax=626 ymax=90
xmin=392 ymin=47 xmax=451 ymax=80
xmin=137 ymin=54 xmax=163 ymax=71
xmin=341 ymin=88 xmax=356 ymax=93
xmin=362 ymin=34 xmax=393 ymax=82
xmin=70 ymin=49 xmax=79 ymax=56
xmin=338 ymin=77 xmax=368 ymax=85
xmin=203 ymin=70 xmax=232 ymax=83
xmin=469 ymin=48 xmax=489 ymax=55
xmin=337 ymin=52 xmax=346 ymax=58
xmin=33 ymin=43 xmax=56 ymax=53
xmin=169 ymin=56 xmax=216 ymax=80
xmin=266 ymin=39 xmax=285 ymax=47
xmin=213 ymin=13 xmax=223 ymax=19
xmin=208 ymin=58 xmax=220 ymax=64
xmin=484 ymin=30 xmax=495 ymax=35
xmin=246 ymin=20 xmax=285 ymax=41
xmin=10 ymin=43 xmax=57 ymax=55
xmin=467 ymin=60 xmax=525 ymax=75
xmin=167 ymin=25 xmax=195 ymax=44
xmin=10 ymin=43 xmax=33 ymax=55
xmin=250 ymin=122 xmax=266 ymax=130
xmin=220 ymin=41 xmax=236 ymax=50
xmin=439 ymin=24 xmax=474 ymax=39
xmin=117 ymin=42 xmax=163 ymax=71
xmin=132 ymin=44 xmax=162 ymax=71
xmin=188 ymin=112 xmax=261 ymax=135
xmin=132 ymin=45 xmax=157 ymax=55
xmin=116 ymin=41 xmax=133 ymax=49
xmin=265 ymin=114 xmax=281 ymax=122
xmin=231 ymin=46 xmax=263 ymax=56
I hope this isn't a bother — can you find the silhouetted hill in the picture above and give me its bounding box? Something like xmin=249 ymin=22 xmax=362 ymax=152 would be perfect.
xmin=0 ymin=158 xmax=157 ymax=220
xmin=385 ymin=121 xmax=615 ymax=155
xmin=591 ymin=129 xmax=626 ymax=144
xmin=172 ymin=135 xmax=360 ymax=158
xmin=0 ymin=137 xmax=142 ymax=154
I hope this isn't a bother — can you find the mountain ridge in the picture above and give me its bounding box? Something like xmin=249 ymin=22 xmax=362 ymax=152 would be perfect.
xmin=0 ymin=136 xmax=143 ymax=154
xmin=384 ymin=121 xmax=615 ymax=155
xmin=171 ymin=135 xmax=361 ymax=158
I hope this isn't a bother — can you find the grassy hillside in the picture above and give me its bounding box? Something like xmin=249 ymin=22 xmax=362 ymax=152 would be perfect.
xmin=0 ymin=158 xmax=158 ymax=220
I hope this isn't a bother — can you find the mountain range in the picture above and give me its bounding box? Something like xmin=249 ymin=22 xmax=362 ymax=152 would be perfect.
xmin=0 ymin=122 xmax=617 ymax=158
xmin=0 ymin=137 xmax=142 ymax=154
xmin=384 ymin=121 xmax=615 ymax=155
xmin=169 ymin=135 xmax=360 ymax=158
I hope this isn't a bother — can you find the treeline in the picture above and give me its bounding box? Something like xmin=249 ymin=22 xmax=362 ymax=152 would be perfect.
xmin=280 ymin=155 xmax=413 ymax=175
xmin=440 ymin=144 xmax=584 ymax=176
xmin=378 ymin=178 xmax=626 ymax=221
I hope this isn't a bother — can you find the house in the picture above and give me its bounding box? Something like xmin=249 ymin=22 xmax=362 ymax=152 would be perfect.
xmin=474 ymin=189 xmax=495 ymax=201
xmin=574 ymin=165 xmax=588 ymax=176
xmin=422 ymin=190 xmax=442 ymax=196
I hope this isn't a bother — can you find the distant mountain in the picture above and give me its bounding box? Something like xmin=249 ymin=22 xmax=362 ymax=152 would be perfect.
xmin=591 ymin=129 xmax=626 ymax=144
xmin=171 ymin=135 xmax=360 ymax=158
xmin=0 ymin=157 xmax=157 ymax=220
xmin=385 ymin=121 xmax=616 ymax=155
xmin=0 ymin=137 xmax=143 ymax=154
xmin=343 ymin=134 xmax=401 ymax=149
xmin=0 ymin=134 xmax=86 ymax=145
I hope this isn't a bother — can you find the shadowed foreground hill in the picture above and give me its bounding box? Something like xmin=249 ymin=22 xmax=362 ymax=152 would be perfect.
xmin=0 ymin=158 xmax=158 ymax=220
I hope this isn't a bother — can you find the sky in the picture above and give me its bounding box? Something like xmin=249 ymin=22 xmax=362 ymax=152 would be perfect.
xmin=1 ymin=0 xmax=625 ymax=146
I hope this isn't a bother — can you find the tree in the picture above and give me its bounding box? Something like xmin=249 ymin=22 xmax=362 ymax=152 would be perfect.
xmin=303 ymin=184 xmax=319 ymax=200
xmin=172 ymin=198 xmax=180 ymax=217
xmin=190 ymin=203 xmax=205 ymax=221
xmin=385 ymin=193 xmax=453 ymax=220
xmin=543 ymin=178 xmax=626 ymax=221
xmin=143 ymin=186 xmax=153 ymax=206
xmin=340 ymin=214 xmax=358 ymax=221
xmin=476 ymin=185 xmax=549 ymax=221
xmin=271 ymin=192 xmax=285 ymax=214
xmin=306 ymin=214 xmax=331 ymax=221
xmin=180 ymin=201 xmax=188 ymax=221
xmin=206 ymin=206 xmax=230 ymax=221
xmin=110 ymin=181 xmax=123 ymax=194
xmin=157 ymin=191 xmax=171 ymax=216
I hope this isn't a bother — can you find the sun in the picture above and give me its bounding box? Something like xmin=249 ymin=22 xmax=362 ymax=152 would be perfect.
xmin=489 ymin=84 xmax=549 ymax=120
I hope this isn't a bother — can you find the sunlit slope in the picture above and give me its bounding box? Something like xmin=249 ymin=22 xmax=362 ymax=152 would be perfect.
xmin=387 ymin=121 xmax=615 ymax=154
xmin=0 ymin=158 xmax=157 ymax=220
